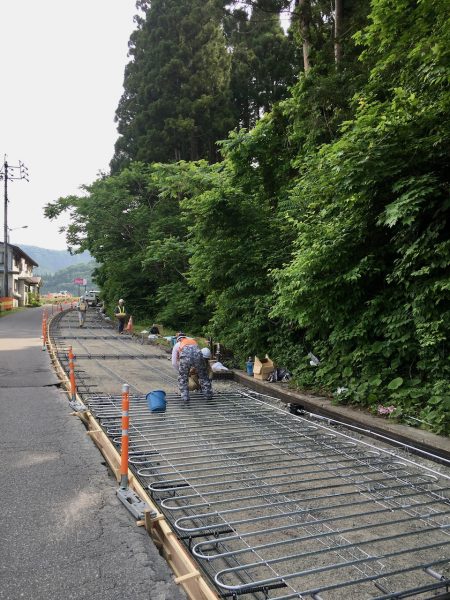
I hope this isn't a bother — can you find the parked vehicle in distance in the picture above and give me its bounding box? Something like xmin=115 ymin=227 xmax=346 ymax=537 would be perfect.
xmin=59 ymin=290 xmax=70 ymax=297
xmin=83 ymin=290 xmax=100 ymax=306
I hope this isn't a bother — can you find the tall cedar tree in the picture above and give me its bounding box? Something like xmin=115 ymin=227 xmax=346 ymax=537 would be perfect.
xmin=111 ymin=0 xmax=233 ymax=172
xmin=224 ymin=1 xmax=298 ymax=128
xmin=291 ymin=0 xmax=369 ymax=72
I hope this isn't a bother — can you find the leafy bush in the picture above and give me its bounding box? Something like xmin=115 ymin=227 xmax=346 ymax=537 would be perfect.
xmin=27 ymin=293 xmax=41 ymax=307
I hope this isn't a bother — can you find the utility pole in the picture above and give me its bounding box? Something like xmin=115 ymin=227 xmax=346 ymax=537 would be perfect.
xmin=0 ymin=158 xmax=29 ymax=297
xmin=3 ymin=161 xmax=7 ymax=298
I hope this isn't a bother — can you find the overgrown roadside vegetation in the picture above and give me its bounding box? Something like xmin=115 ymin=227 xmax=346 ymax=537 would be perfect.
xmin=45 ymin=0 xmax=449 ymax=434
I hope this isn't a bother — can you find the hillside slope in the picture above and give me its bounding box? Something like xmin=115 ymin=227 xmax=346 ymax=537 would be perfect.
xmin=20 ymin=245 xmax=91 ymax=274
xmin=40 ymin=261 xmax=98 ymax=295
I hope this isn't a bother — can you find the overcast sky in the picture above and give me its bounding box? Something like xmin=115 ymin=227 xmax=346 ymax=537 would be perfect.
xmin=0 ymin=0 xmax=137 ymax=250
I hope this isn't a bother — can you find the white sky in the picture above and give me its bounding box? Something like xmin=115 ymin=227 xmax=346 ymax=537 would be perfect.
xmin=0 ymin=0 xmax=137 ymax=250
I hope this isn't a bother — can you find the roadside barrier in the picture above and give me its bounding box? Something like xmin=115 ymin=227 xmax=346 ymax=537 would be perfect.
xmin=116 ymin=383 xmax=151 ymax=520
xmin=0 ymin=297 xmax=13 ymax=312
xmin=126 ymin=315 xmax=134 ymax=333
xmin=41 ymin=310 xmax=47 ymax=351
xmin=120 ymin=383 xmax=130 ymax=489
xmin=68 ymin=346 xmax=77 ymax=403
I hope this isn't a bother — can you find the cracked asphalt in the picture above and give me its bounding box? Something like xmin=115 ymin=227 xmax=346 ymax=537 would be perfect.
xmin=0 ymin=307 xmax=186 ymax=600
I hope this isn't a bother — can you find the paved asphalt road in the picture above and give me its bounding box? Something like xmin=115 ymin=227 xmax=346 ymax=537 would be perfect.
xmin=0 ymin=307 xmax=186 ymax=600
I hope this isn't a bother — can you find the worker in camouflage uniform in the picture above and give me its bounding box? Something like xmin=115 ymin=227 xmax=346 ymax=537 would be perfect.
xmin=171 ymin=332 xmax=213 ymax=402
xmin=189 ymin=347 xmax=213 ymax=391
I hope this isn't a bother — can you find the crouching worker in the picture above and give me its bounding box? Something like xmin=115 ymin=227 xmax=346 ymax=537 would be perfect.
xmin=172 ymin=333 xmax=213 ymax=403
xmin=189 ymin=348 xmax=213 ymax=391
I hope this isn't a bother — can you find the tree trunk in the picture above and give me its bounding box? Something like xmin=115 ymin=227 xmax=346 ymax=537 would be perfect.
xmin=334 ymin=0 xmax=343 ymax=66
xmin=295 ymin=0 xmax=312 ymax=73
xmin=190 ymin=133 xmax=199 ymax=162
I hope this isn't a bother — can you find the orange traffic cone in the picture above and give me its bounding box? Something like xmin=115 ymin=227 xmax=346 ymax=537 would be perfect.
xmin=126 ymin=316 xmax=133 ymax=333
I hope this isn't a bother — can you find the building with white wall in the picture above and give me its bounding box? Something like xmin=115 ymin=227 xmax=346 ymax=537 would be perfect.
xmin=0 ymin=243 xmax=41 ymax=307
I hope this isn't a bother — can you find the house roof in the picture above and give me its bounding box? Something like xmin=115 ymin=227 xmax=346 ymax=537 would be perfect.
xmin=18 ymin=275 xmax=42 ymax=285
xmin=28 ymin=276 xmax=42 ymax=284
xmin=0 ymin=242 xmax=39 ymax=267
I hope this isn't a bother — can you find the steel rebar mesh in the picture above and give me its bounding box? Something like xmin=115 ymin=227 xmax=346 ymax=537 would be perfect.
xmin=86 ymin=392 xmax=450 ymax=599
xmin=49 ymin=309 xmax=450 ymax=599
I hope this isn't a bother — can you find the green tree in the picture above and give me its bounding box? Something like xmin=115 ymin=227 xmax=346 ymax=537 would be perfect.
xmin=284 ymin=0 xmax=370 ymax=153
xmin=45 ymin=162 xmax=212 ymax=330
xmin=45 ymin=0 xmax=449 ymax=436
xmin=292 ymin=0 xmax=369 ymax=72
xmin=111 ymin=0 xmax=233 ymax=171
xmin=184 ymin=106 xmax=298 ymax=356
xmin=271 ymin=0 xmax=450 ymax=433
xmin=225 ymin=1 xmax=298 ymax=128
xmin=46 ymin=164 xmax=159 ymax=315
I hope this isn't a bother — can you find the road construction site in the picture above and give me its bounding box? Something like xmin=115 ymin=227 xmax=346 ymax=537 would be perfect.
xmin=48 ymin=306 xmax=450 ymax=600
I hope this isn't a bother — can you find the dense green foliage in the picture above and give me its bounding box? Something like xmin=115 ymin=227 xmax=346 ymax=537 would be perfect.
xmin=111 ymin=0 xmax=298 ymax=171
xmin=45 ymin=162 xmax=212 ymax=329
xmin=27 ymin=292 xmax=41 ymax=307
xmin=224 ymin=0 xmax=298 ymax=128
xmin=278 ymin=0 xmax=450 ymax=433
xmin=46 ymin=0 xmax=450 ymax=434
xmin=111 ymin=0 xmax=233 ymax=171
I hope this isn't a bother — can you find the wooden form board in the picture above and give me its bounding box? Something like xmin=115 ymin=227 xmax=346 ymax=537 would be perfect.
xmin=46 ymin=312 xmax=219 ymax=600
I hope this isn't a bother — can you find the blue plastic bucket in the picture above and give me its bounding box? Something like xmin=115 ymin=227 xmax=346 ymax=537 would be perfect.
xmin=147 ymin=390 xmax=167 ymax=412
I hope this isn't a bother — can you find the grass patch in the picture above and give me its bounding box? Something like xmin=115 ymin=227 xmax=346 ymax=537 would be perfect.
xmin=0 ymin=307 xmax=28 ymax=318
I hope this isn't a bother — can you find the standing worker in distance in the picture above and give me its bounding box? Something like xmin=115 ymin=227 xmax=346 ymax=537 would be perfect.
xmin=77 ymin=296 xmax=88 ymax=327
xmin=172 ymin=333 xmax=213 ymax=403
xmin=114 ymin=299 xmax=127 ymax=334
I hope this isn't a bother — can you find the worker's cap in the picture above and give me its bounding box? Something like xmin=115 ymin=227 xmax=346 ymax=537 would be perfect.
xmin=176 ymin=331 xmax=186 ymax=341
xmin=118 ymin=298 xmax=124 ymax=303
xmin=201 ymin=347 xmax=211 ymax=359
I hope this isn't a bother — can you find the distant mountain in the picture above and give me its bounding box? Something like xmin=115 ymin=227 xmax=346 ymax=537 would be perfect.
xmin=19 ymin=245 xmax=92 ymax=275
xmin=40 ymin=260 xmax=98 ymax=295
